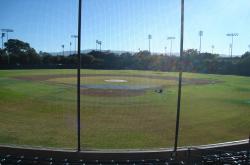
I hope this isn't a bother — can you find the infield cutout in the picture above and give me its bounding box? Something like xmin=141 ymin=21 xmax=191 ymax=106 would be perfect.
xmin=13 ymin=74 xmax=222 ymax=97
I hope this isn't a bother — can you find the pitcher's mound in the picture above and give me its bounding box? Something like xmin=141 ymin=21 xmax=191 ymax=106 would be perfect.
xmin=104 ymin=79 xmax=128 ymax=83
xmin=81 ymin=88 xmax=145 ymax=97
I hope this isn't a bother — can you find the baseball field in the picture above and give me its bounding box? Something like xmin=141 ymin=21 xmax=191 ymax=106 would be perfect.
xmin=0 ymin=69 xmax=249 ymax=149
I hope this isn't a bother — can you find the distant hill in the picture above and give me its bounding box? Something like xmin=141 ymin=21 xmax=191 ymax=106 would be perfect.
xmin=49 ymin=49 xmax=93 ymax=56
xmin=49 ymin=50 xmax=235 ymax=57
xmin=49 ymin=49 xmax=177 ymax=56
xmin=50 ymin=49 xmax=140 ymax=56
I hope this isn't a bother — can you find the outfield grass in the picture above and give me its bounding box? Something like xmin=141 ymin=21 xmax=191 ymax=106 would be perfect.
xmin=0 ymin=69 xmax=249 ymax=149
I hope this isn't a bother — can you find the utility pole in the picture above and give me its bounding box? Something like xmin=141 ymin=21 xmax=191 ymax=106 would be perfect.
xmin=148 ymin=34 xmax=152 ymax=53
xmin=198 ymin=30 xmax=203 ymax=54
xmin=167 ymin=37 xmax=176 ymax=56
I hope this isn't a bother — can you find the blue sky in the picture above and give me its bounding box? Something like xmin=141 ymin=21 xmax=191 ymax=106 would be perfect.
xmin=0 ymin=0 xmax=250 ymax=56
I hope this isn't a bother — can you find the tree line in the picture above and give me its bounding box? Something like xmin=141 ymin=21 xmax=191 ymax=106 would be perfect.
xmin=1 ymin=39 xmax=250 ymax=76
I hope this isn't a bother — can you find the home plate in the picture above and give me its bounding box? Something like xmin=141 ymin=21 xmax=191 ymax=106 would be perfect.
xmin=105 ymin=79 xmax=128 ymax=83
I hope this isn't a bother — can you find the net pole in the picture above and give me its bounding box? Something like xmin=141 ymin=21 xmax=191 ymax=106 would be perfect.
xmin=77 ymin=0 xmax=82 ymax=152
xmin=173 ymin=0 xmax=185 ymax=157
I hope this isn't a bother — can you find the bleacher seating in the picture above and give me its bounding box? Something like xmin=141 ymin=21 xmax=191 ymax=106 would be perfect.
xmin=201 ymin=150 xmax=249 ymax=165
xmin=0 ymin=153 xmax=185 ymax=165
xmin=1 ymin=148 xmax=249 ymax=164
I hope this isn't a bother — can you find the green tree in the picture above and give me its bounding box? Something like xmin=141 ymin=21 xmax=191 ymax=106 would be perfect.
xmin=4 ymin=39 xmax=40 ymax=65
xmin=0 ymin=48 xmax=8 ymax=65
xmin=236 ymin=51 xmax=250 ymax=76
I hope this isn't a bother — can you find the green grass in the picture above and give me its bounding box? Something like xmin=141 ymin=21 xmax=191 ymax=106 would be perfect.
xmin=0 ymin=69 xmax=249 ymax=149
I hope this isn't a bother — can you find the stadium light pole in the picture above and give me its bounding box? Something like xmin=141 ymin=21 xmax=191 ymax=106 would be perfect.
xmin=70 ymin=42 xmax=72 ymax=55
xmin=148 ymin=34 xmax=152 ymax=53
xmin=229 ymin=44 xmax=232 ymax=56
xmin=211 ymin=45 xmax=215 ymax=54
xmin=198 ymin=30 xmax=203 ymax=54
xmin=167 ymin=37 xmax=176 ymax=56
xmin=76 ymin=0 xmax=82 ymax=152
xmin=226 ymin=33 xmax=239 ymax=59
xmin=96 ymin=40 xmax=102 ymax=51
xmin=1 ymin=33 xmax=5 ymax=49
xmin=99 ymin=41 xmax=102 ymax=51
xmin=71 ymin=35 xmax=78 ymax=54
xmin=61 ymin=44 xmax=65 ymax=56
xmin=173 ymin=0 xmax=184 ymax=158
xmin=1 ymin=29 xmax=14 ymax=42
xmin=2 ymin=29 xmax=14 ymax=65
xmin=96 ymin=40 xmax=98 ymax=51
